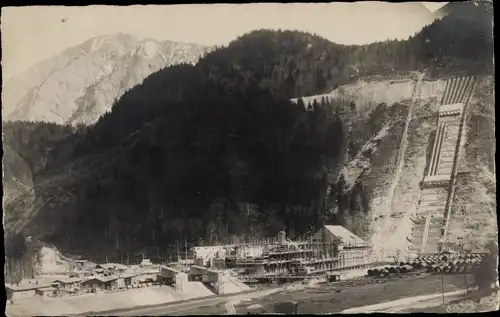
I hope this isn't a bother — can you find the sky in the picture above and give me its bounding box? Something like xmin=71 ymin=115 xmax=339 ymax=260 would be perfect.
xmin=2 ymin=3 xmax=447 ymax=80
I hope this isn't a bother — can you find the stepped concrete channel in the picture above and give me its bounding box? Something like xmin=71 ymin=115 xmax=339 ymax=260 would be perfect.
xmin=407 ymin=75 xmax=477 ymax=256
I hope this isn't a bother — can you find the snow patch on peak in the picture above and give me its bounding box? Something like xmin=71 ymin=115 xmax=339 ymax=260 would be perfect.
xmin=139 ymin=40 xmax=159 ymax=59
xmin=90 ymin=35 xmax=110 ymax=53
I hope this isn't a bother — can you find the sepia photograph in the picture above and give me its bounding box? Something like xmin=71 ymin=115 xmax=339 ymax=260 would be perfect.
xmin=1 ymin=1 xmax=496 ymax=315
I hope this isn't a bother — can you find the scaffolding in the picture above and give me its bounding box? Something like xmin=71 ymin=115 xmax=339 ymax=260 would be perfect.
xmin=228 ymin=238 xmax=371 ymax=280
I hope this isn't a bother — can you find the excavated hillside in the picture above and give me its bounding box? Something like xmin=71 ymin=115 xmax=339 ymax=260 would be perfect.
xmin=447 ymin=75 xmax=496 ymax=250
xmin=297 ymin=73 xmax=495 ymax=260
xmin=369 ymin=78 xmax=444 ymax=260
xmin=294 ymin=76 xmax=443 ymax=231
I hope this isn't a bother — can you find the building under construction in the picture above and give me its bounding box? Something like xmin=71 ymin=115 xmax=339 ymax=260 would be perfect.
xmin=191 ymin=225 xmax=372 ymax=281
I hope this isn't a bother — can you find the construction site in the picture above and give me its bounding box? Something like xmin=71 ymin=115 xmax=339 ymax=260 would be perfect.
xmin=406 ymin=74 xmax=480 ymax=256
xmin=188 ymin=225 xmax=371 ymax=286
xmin=5 ymin=69 xmax=496 ymax=316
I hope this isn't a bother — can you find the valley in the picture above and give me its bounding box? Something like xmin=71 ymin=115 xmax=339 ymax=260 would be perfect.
xmin=2 ymin=2 xmax=496 ymax=315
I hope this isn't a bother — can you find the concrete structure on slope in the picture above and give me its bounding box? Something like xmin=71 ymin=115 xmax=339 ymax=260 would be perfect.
xmin=407 ymin=75 xmax=477 ymax=256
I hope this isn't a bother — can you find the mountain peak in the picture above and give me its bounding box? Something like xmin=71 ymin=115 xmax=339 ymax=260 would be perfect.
xmin=3 ymin=34 xmax=211 ymax=125
xmin=137 ymin=39 xmax=160 ymax=59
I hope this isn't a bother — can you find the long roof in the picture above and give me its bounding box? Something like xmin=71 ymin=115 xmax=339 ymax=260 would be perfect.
xmin=37 ymin=286 xmax=57 ymax=292
xmin=82 ymin=275 xmax=119 ymax=283
xmin=52 ymin=277 xmax=82 ymax=284
xmin=6 ymin=283 xmax=52 ymax=291
xmin=324 ymin=225 xmax=367 ymax=246
xmin=97 ymin=263 xmax=128 ymax=270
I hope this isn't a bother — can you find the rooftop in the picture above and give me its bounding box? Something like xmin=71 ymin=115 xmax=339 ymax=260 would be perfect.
xmin=52 ymin=277 xmax=83 ymax=284
xmin=96 ymin=263 xmax=128 ymax=270
xmin=82 ymin=275 xmax=120 ymax=283
xmin=159 ymin=265 xmax=182 ymax=274
xmin=6 ymin=283 xmax=52 ymax=292
xmin=324 ymin=225 xmax=367 ymax=246
xmin=438 ymin=103 xmax=463 ymax=114
xmin=37 ymin=286 xmax=57 ymax=292
xmin=121 ymin=272 xmax=142 ymax=279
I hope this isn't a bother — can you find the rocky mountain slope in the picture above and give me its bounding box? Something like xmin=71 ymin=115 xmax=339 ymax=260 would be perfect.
xmin=299 ymin=72 xmax=495 ymax=261
xmin=434 ymin=1 xmax=493 ymax=20
xmin=2 ymin=33 xmax=211 ymax=125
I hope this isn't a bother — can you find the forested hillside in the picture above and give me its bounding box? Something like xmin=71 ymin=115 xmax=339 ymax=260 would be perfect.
xmin=2 ymin=121 xmax=83 ymax=175
xmin=4 ymin=2 xmax=493 ymax=261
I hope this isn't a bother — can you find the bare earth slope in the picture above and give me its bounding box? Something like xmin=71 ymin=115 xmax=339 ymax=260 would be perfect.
xmin=2 ymin=33 xmax=211 ymax=125
xmin=296 ymin=74 xmax=494 ymax=260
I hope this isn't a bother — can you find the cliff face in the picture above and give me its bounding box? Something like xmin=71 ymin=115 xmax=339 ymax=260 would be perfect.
xmin=2 ymin=33 xmax=211 ymax=125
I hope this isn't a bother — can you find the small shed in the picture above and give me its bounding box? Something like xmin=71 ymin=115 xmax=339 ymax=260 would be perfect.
xmin=81 ymin=276 xmax=119 ymax=292
xmin=51 ymin=277 xmax=82 ymax=291
xmin=122 ymin=273 xmax=141 ymax=288
xmin=35 ymin=287 xmax=57 ymax=297
xmin=327 ymin=272 xmax=341 ymax=283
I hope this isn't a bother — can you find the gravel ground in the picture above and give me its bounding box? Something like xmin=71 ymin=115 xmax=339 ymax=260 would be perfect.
xmin=236 ymin=273 xmax=472 ymax=314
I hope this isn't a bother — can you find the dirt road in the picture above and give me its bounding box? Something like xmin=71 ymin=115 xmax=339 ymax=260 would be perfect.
xmin=341 ymin=289 xmax=469 ymax=313
xmin=114 ymin=283 xmax=303 ymax=316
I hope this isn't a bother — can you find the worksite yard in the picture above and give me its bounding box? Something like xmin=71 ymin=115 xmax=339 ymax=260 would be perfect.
xmin=236 ymin=273 xmax=473 ymax=314
xmin=124 ymin=273 xmax=477 ymax=315
xmin=397 ymin=289 xmax=499 ymax=313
